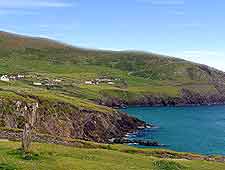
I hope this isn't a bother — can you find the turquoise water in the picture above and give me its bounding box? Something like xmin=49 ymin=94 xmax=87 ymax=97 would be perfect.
xmin=121 ymin=106 xmax=225 ymax=155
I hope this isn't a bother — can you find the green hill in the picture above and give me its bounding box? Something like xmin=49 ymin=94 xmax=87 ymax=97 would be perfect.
xmin=1 ymin=31 xmax=225 ymax=108
xmin=1 ymin=30 xmax=225 ymax=141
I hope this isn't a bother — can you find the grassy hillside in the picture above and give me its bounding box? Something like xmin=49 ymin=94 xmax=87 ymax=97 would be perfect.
xmin=1 ymin=31 xmax=225 ymax=108
xmin=0 ymin=141 xmax=225 ymax=170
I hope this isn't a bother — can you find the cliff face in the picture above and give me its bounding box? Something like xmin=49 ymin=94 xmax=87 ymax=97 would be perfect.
xmin=0 ymin=98 xmax=145 ymax=143
xmin=97 ymin=89 xmax=225 ymax=107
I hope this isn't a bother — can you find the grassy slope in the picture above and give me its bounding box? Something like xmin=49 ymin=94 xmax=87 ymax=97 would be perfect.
xmin=0 ymin=80 xmax=112 ymax=113
xmin=0 ymin=31 xmax=224 ymax=107
xmin=0 ymin=141 xmax=225 ymax=170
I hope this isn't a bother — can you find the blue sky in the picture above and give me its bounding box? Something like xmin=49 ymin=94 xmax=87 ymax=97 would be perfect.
xmin=1 ymin=0 xmax=225 ymax=71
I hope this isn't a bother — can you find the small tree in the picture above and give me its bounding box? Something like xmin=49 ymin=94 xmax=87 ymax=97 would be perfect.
xmin=22 ymin=102 xmax=39 ymax=153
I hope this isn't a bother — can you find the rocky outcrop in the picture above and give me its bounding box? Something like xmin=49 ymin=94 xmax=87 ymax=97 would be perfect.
xmin=0 ymin=98 xmax=145 ymax=143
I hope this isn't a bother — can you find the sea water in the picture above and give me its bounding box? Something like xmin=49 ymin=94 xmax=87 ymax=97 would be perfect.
xmin=121 ymin=105 xmax=225 ymax=155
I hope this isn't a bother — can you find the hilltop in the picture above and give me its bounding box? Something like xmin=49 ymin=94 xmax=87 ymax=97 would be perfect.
xmin=1 ymin=31 xmax=225 ymax=142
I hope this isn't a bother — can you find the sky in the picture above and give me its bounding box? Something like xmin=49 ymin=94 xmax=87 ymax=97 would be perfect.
xmin=1 ymin=0 xmax=225 ymax=71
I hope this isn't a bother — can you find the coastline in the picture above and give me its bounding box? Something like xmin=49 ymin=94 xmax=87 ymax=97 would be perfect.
xmin=110 ymin=101 xmax=225 ymax=111
xmin=120 ymin=105 xmax=225 ymax=156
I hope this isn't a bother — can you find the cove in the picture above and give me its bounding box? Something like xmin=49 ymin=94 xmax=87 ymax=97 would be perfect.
xmin=121 ymin=105 xmax=225 ymax=155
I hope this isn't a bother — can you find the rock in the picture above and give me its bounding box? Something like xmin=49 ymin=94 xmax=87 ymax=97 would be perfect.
xmin=0 ymin=98 xmax=146 ymax=143
xmin=112 ymin=138 xmax=164 ymax=147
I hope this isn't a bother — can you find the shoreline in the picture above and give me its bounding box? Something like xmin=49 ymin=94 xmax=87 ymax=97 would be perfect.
xmin=111 ymin=125 xmax=166 ymax=147
xmin=114 ymin=102 xmax=225 ymax=110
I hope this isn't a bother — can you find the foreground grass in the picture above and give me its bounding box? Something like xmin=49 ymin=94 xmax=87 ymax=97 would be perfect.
xmin=0 ymin=141 xmax=224 ymax=170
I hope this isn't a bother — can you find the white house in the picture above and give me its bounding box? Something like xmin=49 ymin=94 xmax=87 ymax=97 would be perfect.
xmin=85 ymin=81 xmax=93 ymax=85
xmin=17 ymin=74 xmax=24 ymax=79
xmin=108 ymin=82 xmax=115 ymax=85
xmin=9 ymin=76 xmax=16 ymax=80
xmin=53 ymin=79 xmax=62 ymax=83
xmin=33 ymin=82 xmax=42 ymax=86
xmin=96 ymin=78 xmax=112 ymax=82
xmin=0 ymin=75 xmax=9 ymax=82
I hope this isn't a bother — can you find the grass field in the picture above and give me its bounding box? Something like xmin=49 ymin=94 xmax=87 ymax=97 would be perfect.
xmin=0 ymin=141 xmax=225 ymax=170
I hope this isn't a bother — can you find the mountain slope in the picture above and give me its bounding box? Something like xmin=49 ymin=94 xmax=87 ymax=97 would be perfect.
xmin=1 ymin=31 xmax=225 ymax=142
xmin=1 ymin=31 xmax=225 ymax=107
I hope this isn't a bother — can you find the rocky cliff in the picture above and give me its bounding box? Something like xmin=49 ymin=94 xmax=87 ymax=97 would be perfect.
xmin=0 ymin=96 xmax=145 ymax=143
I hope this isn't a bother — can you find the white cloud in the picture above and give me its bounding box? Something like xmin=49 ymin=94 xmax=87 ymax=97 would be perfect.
xmin=0 ymin=0 xmax=73 ymax=9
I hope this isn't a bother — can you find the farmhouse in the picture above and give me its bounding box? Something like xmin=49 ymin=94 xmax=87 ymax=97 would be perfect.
xmin=17 ymin=74 xmax=24 ymax=78
xmin=108 ymin=82 xmax=115 ymax=85
xmin=9 ymin=76 xmax=16 ymax=80
xmin=0 ymin=75 xmax=9 ymax=82
xmin=33 ymin=82 xmax=42 ymax=86
xmin=96 ymin=78 xmax=113 ymax=83
xmin=85 ymin=81 xmax=94 ymax=85
xmin=53 ymin=79 xmax=62 ymax=83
